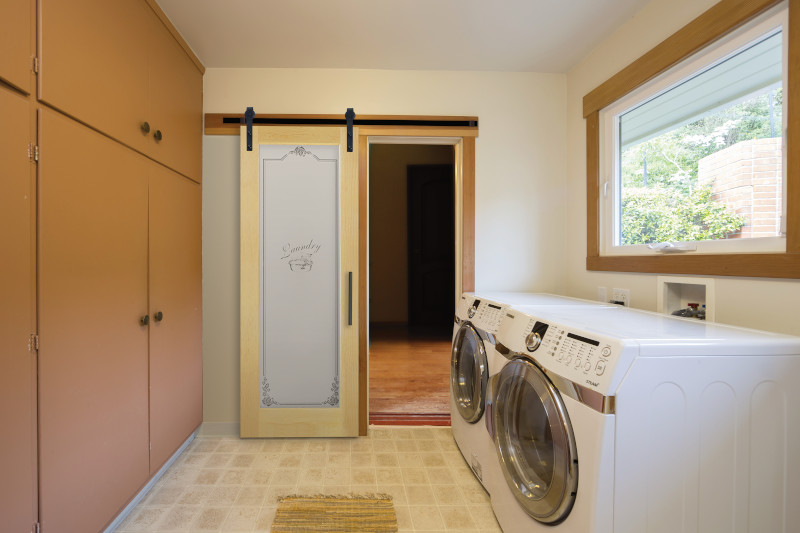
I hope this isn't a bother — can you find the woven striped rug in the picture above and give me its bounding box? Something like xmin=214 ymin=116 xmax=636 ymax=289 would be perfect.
xmin=271 ymin=494 xmax=398 ymax=532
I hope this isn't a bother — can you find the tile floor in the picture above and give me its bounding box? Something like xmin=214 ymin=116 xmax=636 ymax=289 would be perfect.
xmin=114 ymin=426 xmax=501 ymax=532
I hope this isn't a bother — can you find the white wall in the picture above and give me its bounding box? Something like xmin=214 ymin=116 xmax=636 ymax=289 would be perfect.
xmin=202 ymin=68 xmax=567 ymax=423
xmin=564 ymin=0 xmax=800 ymax=335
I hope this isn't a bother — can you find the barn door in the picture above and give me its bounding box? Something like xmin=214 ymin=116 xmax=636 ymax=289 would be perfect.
xmin=240 ymin=126 xmax=359 ymax=437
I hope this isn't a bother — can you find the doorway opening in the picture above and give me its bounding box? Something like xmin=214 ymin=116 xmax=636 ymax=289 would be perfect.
xmin=368 ymin=143 xmax=456 ymax=425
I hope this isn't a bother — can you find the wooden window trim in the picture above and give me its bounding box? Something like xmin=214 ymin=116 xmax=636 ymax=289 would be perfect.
xmin=583 ymin=0 xmax=800 ymax=278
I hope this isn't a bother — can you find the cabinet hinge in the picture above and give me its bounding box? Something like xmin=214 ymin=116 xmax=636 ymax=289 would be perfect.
xmin=33 ymin=57 xmax=39 ymax=74
xmin=33 ymin=521 xmax=40 ymax=533
xmin=28 ymin=143 xmax=39 ymax=162
xmin=29 ymin=334 xmax=39 ymax=352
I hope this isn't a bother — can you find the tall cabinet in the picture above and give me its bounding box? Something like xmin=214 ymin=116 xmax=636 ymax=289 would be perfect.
xmin=0 ymin=0 xmax=203 ymax=531
xmin=0 ymin=80 xmax=38 ymax=533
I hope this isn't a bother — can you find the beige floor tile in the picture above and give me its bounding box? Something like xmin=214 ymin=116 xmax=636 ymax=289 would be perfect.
xmin=251 ymin=453 xmax=280 ymax=469
xmin=351 ymin=452 xmax=375 ymax=467
xmin=158 ymin=505 xmax=201 ymax=531
xmin=397 ymin=453 xmax=424 ymax=468
xmin=409 ymin=505 xmax=445 ymax=530
xmin=327 ymin=452 xmax=350 ymax=467
xmin=221 ymin=506 xmax=259 ymax=532
xmin=469 ymin=504 xmax=501 ymax=530
xmin=461 ymin=485 xmax=491 ymax=505
xmin=195 ymin=469 xmax=223 ymax=485
xmin=270 ymin=469 xmax=299 ymax=485
xmin=191 ymin=440 xmax=221 ymax=453
xmin=302 ymin=452 xmax=327 ymax=468
xmin=278 ymin=454 xmax=302 ymax=468
xmin=422 ymin=452 xmax=447 ymax=468
xmin=426 ymin=467 xmax=455 ymax=485
xmin=260 ymin=439 xmax=285 ymax=453
xmin=401 ymin=467 xmax=429 ymax=485
xmin=180 ymin=452 xmax=209 ymax=467
xmin=406 ymin=484 xmax=436 ymax=506
xmin=323 ymin=466 xmax=349 ymax=485
xmin=220 ymin=469 xmax=247 ymax=485
xmin=375 ymin=453 xmax=399 ymax=467
xmin=440 ymin=505 xmax=479 ymax=530
xmin=145 ymin=485 xmax=185 ymax=506
xmin=394 ymin=505 xmax=413 ymax=531
xmin=432 ymin=485 xmax=466 ymax=506
xmin=232 ymin=454 xmax=256 ymax=468
xmin=393 ymin=428 xmax=415 ymax=440
xmin=253 ymin=506 xmax=277 ymax=531
xmin=416 ymin=439 xmax=440 ymax=452
xmin=235 ymin=486 xmax=267 ymax=507
xmin=351 ymin=439 xmax=373 ymax=453
xmin=207 ymin=486 xmax=242 ymax=506
xmin=117 ymin=506 xmax=169 ymax=531
xmin=205 ymin=453 xmax=234 ymax=468
xmin=372 ymin=439 xmax=396 ymax=452
xmin=351 ymin=467 xmax=377 ymax=484
xmin=328 ymin=440 xmax=351 ymax=452
xmin=178 ymin=485 xmax=213 ymax=505
xmin=376 ymin=467 xmax=403 ymax=485
xmin=307 ymin=440 xmax=327 ymax=452
xmin=380 ymin=484 xmax=408 ymax=505
xmin=245 ymin=469 xmax=272 ymax=485
xmin=192 ymin=507 xmax=229 ymax=531
xmin=298 ymin=467 xmax=324 ymax=485
xmin=395 ymin=439 xmax=419 ymax=452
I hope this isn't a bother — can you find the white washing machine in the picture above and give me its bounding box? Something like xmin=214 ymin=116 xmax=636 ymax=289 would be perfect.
xmin=450 ymin=292 xmax=616 ymax=490
xmin=486 ymin=304 xmax=800 ymax=533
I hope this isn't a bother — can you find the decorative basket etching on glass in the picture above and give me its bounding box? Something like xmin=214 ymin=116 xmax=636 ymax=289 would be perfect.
xmin=259 ymin=145 xmax=340 ymax=408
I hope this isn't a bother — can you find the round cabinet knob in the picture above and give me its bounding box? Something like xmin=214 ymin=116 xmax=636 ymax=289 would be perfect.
xmin=153 ymin=130 xmax=163 ymax=142
xmin=140 ymin=121 xmax=151 ymax=134
xmin=525 ymin=332 xmax=542 ymax=352
xmin=140 ymin=315 xmax=150 ymax=326
xmin=154 ymin=311 xmax=163 ymax=322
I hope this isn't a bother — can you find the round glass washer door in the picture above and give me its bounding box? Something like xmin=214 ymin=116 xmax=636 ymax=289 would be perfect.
xmin=493 ymin=357 xmax=578 ymax=524
xmin=450 ymin=322 xmax=488 ymax=423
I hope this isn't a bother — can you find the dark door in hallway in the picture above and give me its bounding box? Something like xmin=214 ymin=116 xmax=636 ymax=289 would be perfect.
xmin=407 ymin=164 xmax=455 ymax=328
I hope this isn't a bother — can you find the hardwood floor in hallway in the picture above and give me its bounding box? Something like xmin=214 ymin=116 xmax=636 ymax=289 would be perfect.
xmin=368 ymin=325 xmax=452 ymax=424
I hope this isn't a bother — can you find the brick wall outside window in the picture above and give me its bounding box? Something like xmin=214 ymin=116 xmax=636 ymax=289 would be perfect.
xmin=698 ymin=137 xmax=783 ymax=239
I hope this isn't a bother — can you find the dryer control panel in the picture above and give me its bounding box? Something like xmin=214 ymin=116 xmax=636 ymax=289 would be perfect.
xmin=499 ymin=310 xmax=635 ymax=396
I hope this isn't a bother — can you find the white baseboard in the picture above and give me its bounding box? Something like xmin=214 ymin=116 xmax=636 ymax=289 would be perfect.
xmin=104 ymin=431 xmax=197 ymax=532
xmin=198 ymin=421 xmax=240 ymax=436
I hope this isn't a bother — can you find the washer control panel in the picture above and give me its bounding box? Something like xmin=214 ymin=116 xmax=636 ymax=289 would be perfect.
xmin=471 ymin=299 xmax=505 ymax=333
xmin=500 ymin=310 xmax=630 ymax=395
xmin=456 ymin=295 xmax=507 ymax=333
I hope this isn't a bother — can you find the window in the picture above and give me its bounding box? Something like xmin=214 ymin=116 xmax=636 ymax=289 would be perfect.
xmin=583 ymin=0 xmax=800 ymax=278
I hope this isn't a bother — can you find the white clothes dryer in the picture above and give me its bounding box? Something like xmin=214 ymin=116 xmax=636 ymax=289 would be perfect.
xmin=450 ymin=293 xmax=616 ymax=491
xmin=486 ymin=305 xmax=800 ymax=533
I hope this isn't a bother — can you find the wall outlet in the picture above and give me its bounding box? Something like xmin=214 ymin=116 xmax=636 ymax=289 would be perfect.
xmin=597 ymin=286 xmax=607 ymax=303
xmin=611 ymin=288 xmax=630 ymax=307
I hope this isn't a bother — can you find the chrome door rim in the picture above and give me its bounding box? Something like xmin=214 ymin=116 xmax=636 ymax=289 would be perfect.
xmin=493 ymin=357 xmax=578 ymax=523
xmin=450 ymin=322 xmax=488 ymax=423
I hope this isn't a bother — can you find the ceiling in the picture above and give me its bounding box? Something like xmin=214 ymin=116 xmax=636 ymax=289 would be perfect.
xmin=155 ymin=0 xmax=652 ymax=73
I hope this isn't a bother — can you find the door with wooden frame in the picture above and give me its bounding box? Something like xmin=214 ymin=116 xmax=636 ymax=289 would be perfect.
xmin=240 ymin=126 xmax=359 ymax=437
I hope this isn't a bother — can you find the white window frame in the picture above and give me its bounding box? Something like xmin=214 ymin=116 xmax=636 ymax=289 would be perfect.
xmin=599 ymin=5 xmax=788 ymax=257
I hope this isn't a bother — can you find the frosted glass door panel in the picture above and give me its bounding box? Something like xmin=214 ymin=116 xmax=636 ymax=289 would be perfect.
xmin=260 ymin=145 xmax=339 ymax=408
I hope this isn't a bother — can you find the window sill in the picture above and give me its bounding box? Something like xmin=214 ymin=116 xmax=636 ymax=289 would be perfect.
xmin=587 ymin=252 xmax=800 ymax=279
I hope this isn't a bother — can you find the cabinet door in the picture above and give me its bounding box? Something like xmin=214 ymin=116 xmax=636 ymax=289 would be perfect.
xmin=147 ymin=15 xmax=203 ymax=182
xmin=0 ymin=0 xmax=34 ymax=93
xmin=38 ymin=109 xmax=150 ymax=533
xmin=148 ymin=163 xmax=202 ymax=473
xmin=0 ymin=84 xmax=37 ymax=533
xmin=39 ymin=0 xmax=150 ymax=153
